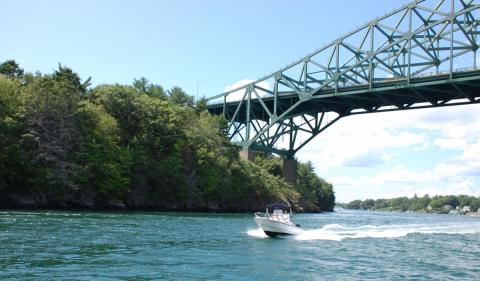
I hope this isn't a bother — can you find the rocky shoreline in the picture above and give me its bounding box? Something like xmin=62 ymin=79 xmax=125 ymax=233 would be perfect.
xmin=0 ymin=191 xmax=326 ymax=213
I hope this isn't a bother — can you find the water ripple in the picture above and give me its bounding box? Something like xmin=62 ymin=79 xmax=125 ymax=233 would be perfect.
xmin=1 ymin=210 xmax=479 ymax=280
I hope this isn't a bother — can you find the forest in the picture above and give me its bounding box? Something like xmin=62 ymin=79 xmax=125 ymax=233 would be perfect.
xmin=0 ymin=60 xmax=334 ymax=212
xmin=345 ymin=194 xmax=480 ymax=213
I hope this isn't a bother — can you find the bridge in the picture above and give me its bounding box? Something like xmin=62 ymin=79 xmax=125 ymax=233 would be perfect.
xmin=206 ymin=0 xmax=480 ymax=183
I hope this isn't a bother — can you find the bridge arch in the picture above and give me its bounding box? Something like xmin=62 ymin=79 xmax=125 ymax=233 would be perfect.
xmin=207 ymin=0 xmax=480 ymax=182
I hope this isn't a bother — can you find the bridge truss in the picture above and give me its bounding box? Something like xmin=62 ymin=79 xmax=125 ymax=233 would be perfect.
xmin=207 ymin=0 xmax=480 ymax=158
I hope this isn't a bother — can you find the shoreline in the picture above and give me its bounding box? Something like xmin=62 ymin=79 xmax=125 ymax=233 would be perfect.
xmin=0 ymin=206 xmax=329 ymax=214
xmin=341 ymin=208 xmax=480 ymax=217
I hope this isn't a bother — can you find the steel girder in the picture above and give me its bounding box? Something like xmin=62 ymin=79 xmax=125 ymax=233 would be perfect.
xmin=207 ymin=0 xmax=480 ymax=157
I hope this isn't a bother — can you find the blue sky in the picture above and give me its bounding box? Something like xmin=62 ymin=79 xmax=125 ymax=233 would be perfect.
xmin=3 ymin=0 xmax=480 ymax=202
xmin=3 ymin=0 xmax=407 ymax=95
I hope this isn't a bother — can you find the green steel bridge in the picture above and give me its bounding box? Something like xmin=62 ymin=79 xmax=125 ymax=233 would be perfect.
xmin=206 ymin=0 xmax=480 ymax=181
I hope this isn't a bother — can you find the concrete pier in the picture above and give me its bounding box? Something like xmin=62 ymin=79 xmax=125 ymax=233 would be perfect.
xmin=239 ymin=149 xmax=256 ymax=162
xmin=283 ymin=158 xmax=297 ymax=185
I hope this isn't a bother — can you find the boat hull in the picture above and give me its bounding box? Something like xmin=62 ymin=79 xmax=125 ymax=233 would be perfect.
xmin=254 ymin=217 xmax=303 ymax=237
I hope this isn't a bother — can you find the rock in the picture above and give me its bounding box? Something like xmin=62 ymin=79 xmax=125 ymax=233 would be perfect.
xmin=11 ymin=195 xmax=36 ymax=207
xmin=109 ymin=200 xmax=126 ymax=209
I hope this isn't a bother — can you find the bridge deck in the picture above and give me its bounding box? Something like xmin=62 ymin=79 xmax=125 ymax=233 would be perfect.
xmin=208 ymin=70 xmax=480 ymax=122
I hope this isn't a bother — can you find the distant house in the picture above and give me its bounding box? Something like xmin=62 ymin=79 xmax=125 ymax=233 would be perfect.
xmin=462 ymin=206 xmax=471 ymax=212
xmin=427 ymin=205 xmax=433 ymax=211
xmin=442 ymin=205 xmax=453 ymax=211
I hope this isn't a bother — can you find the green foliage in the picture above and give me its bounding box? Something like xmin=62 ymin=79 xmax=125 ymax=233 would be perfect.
xmin=132 ymin=77 xmax=149 ymax=93
xmin=195 ymin=96 xmax=209 ymax=114
xmin=0 ymin=60 xmax=335 ymax=211
xmin=0 ymin=60 xmax=24 ymax=79
xmin=22 ymin=68 xmax=88 ymax=194
xmin=255 ymin=153 xmax=283 ymax=177
xmin=133 ymin=77 xmax=167 ymax=100
xmin=0 ymin=77 xmax=47 ymax=193
xmin=90 ymin=83 xmax=189 ymax=201
xmin=254 ymin=156 xmax=335 ymax=211
xmin=168 ymin=86 xmax=194 ymax=106
xmin=54 ymin=64 xmax=91 ymax=94
xmin=296 ymin=161 xmax=335 ymax=211
xmin=73 ymin=101 xmax=131 ymax=199
xmin=346 ymin=200 xmax=362 ymax=210
xmin=346 ymin=194 xmax=480 ymax=213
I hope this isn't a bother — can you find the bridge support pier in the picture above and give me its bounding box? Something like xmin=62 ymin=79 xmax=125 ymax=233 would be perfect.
xmin=239 ymin=149 xmax=256 ymax=162
xmin=239 ymin=149 xmax=297 ymax=184
xmin=283 ymin=158 xmax=297 ymax=185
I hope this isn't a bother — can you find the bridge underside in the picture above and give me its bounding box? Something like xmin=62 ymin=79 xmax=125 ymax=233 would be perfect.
xmin=208 ymin=71 xmax=480 ymax=157
xmin=209 ymin=71 xmax=480 ymax=122
xmin=206 ymin=0 xmax=480 ymax=158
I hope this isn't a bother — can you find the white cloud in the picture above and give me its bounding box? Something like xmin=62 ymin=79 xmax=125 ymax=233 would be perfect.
xmin=342 ymin=151 xmax=386 ymax=167
xmin=433 ymin=138 xmax=466 ymax=150
xmin=449 ymin=179 xmax=476 ymax=195
xmin=367 ymin=165 xmax=432 ymax=185
xmin=329 ymin=139 xmax=480 ymax=202
xmin=297 ymin=112 xmax=428 ymax=171
xmin=297 ymin=105 xmax=480 ymax=202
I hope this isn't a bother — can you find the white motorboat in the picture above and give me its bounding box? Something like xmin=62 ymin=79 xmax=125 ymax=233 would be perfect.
xmin=254 ymin=203 xmax=303 ymax=237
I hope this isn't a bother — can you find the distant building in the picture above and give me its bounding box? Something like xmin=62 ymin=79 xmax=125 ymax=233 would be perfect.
xmin=462 ymin=206 xmax=471 ymax=212
xmin=427 ymin=205 xmax=433 ymax=211
xmin=442 ymin=205 xmax=453 ymax=211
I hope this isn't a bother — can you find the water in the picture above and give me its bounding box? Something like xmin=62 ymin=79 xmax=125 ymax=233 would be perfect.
xmin=1 ymin=210 xmax=480 ymax=280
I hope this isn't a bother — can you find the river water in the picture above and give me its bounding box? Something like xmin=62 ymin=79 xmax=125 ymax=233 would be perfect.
xmin=1 ymin=209 xmax=479 ymax=280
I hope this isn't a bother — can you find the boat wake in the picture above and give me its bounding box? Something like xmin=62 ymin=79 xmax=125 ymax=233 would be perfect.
xmin=295 ymin=222 xmax=480 ymax=241
xmin=248 ymin=220 xmax=480 ymax=241
xmin=247 ymin=228 xmax=268 ymax=238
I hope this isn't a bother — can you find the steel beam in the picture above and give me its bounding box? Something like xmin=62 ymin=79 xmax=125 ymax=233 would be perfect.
xmin=207 ymin=0 xmax=480 ymax=157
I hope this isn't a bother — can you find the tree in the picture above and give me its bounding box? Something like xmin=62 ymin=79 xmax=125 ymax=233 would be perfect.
xmin=195 ymin=96 xmax=208 ymax=114
xmin=0 ymin=60 xmax=24 ymax=79
xmin=0 ymin=62 xmax=337 ymax=212
xmin=362 ymin=199 xmax=375 ymax=210
xmin=53 ymin=64 xmax=91 ymax=94
xmin=23 ymin=67 xmax=88 ymax=194
xmin=133 ymin=77 xmax=167 ymax=100
xmin=255 ymin=153 xmax=282 ymax=177
xmin=320 ymin=183 xmax=335 ymax=211
xmin=168 ymin=86 xmax=194 ymax=106
xmin=146 ymin=84 xmax=166 ymax=100
xmin=90 ymin=84 xmax=190 ymax=202
xmin=296 ymin=161 xmax=335 ymax=211
xmin=0 ymin=77 xmax=47 ymax=193
xmin=347 ymin=200 xmax=362 ymax=209
xmin=133 ymin=77 xmax=149 ymax=93
xmin=73 ymin=101 xmax=131 ymax=200
xmin=430 ymin=199 xmax=442 ymax=209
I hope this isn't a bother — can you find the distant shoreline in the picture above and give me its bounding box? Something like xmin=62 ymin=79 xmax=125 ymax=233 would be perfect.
xmin=0 ymin=206 xmax=332 ymax=214
xmin=341 ymin=195 xmax=480 ymax=216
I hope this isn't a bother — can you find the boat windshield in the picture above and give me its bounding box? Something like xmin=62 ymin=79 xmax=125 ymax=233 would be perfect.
xmin=266 ymin=203 xmax=290 ymax=212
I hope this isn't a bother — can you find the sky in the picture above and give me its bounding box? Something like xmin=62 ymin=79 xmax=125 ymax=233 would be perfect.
xmin=2 ymin=0 xmax=480 ymax=202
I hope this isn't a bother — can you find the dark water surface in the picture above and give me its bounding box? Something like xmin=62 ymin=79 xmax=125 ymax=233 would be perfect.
xmin=1 ymin=210 xmax=480 ymax=280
